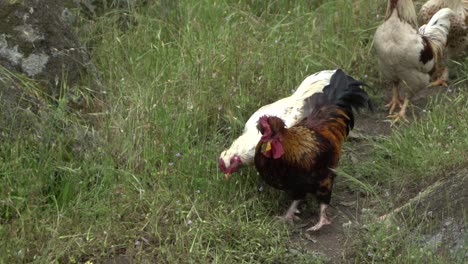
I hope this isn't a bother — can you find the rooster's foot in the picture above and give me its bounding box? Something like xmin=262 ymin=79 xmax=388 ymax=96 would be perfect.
xmin=276 ymin=214 xmax=301 ymax=223
xmin=306 ymin=203 xmax=331 ymax=231
xmin=277 ymin=200 xmax=301 ymax=223
xmin=306 ymin=216 xmax=331 ymax=231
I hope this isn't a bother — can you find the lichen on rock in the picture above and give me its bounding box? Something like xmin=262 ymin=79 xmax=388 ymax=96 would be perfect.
xmin=14 ymin=24 xmax=45 ymax=43
xmin=0 ymin=34 xmax=24 ymax=65
xmin=21 ymin=52 xmax=49 ymax=77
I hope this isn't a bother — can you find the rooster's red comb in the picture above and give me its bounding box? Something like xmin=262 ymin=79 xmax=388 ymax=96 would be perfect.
xmin=258 ymin=115 xmax=269 ymax=127
xmin=258 ymin=115 xmax=272 ymax=140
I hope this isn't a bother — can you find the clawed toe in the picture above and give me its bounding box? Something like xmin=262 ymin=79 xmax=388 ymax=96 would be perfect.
xmin=385 ymin=99 xmax=403 ymax=115
xmin=387 ymin=112 xmax=409 ymax=126
xmin=386 ymin=98 xmax=409 ymax=127
xmin=427 ymin=79 xmax=448 ymax=88
xmin=306 ymin=203 xmax=331 ymax=231
xmin=276 ymin=214 xmax=301 ymax=223
xmin=385 ymin=84 xmax=403 ymax=115
xmin=306 ymin=216 xmax=331 ymax=232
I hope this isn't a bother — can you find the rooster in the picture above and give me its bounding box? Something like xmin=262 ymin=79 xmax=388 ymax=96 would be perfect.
xmin=374 ymin=0 xmax=454 ymax=125
xmin=419 ymin=0 xmax=468 ymax=58
xmin=219 ymin=70 xmax=339 ymax=179
xmin=254 ymin=69 xmax=372 ymax=231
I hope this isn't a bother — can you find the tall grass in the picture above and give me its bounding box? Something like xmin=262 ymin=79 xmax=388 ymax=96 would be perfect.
xmin=1 ymin=0 xmax=466 ymax=262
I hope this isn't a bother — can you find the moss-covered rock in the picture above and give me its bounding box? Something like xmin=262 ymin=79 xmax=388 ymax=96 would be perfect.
xmin=0 ymin=0 xmax=104 ymax=139
xmin=0 ymin=0 xmax=103 ymax=94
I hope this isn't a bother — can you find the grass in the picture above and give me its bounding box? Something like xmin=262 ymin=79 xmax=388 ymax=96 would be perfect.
xmin=1 ymin=0 xmax=467 ymax=263
xmin=342 ymin=91 xmax=468 ymax=263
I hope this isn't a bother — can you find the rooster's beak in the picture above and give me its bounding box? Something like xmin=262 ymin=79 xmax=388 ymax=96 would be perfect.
xmin=224 ymin=173 xmax=231 ymax=181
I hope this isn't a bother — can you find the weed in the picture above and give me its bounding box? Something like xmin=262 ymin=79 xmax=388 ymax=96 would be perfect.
xmin=1 ymin=0 xmax=466 ymax=263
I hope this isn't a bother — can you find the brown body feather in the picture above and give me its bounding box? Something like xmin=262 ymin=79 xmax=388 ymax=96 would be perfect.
xmin=254 ymin=105 xmax=351 ymax=203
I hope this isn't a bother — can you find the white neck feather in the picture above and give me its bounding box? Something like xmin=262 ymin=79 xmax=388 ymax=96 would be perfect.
xmin=386 ymin=0 xmax=418 ymax=28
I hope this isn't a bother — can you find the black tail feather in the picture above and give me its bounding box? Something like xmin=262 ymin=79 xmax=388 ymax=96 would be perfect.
xmin=328 ymin=69 xmax=372 ymax=110
xmin=305 ymin=69 xmax=373 ymax=130
xmin=307 ymin=69 xmax=372 ymax=110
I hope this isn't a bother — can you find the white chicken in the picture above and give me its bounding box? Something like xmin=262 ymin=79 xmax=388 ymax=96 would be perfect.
xmin=219 ymin=69 xmax=340 ymax=179
xmin=374 ymin=0 xmax=454 ymax=125
xmin=419 ymin=0 xmax=468 ymax=58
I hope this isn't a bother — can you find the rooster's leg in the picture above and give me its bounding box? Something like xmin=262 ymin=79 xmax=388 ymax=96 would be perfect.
xmin=306 ymin=204 xmax=331 ymax=231
xmin=277 ymin=200 xmax=301 ymax=222
xmin=388 ymin=97 xmax=410 ymax=126
xmin=385 ymin=83 xmax=403 ymax=114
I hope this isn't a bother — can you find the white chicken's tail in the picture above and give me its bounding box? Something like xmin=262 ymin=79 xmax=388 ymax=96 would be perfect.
xmin=419 ymin=8 xmax=455 ymax=63
xmin=290 ymin=70 xmax=335 ymax=100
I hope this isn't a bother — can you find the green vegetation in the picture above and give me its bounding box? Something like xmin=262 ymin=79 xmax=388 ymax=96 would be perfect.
xmin=342 ymin=92 xmax=468 ymax=263
xmin=1 ymin=0 xmax=466 ymax=263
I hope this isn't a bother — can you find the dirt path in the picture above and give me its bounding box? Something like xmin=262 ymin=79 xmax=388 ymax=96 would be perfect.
xmin=289 ymin=189 xmax=368 ymax=262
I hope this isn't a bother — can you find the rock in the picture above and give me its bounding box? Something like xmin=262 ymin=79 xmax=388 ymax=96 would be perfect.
xmin=443 ymin=219 xmax=453 ymax=228
xmin=0 ymin=0 xmax=104 ymax=139
xmin=0 ymin=0 xmax=103 ymax=96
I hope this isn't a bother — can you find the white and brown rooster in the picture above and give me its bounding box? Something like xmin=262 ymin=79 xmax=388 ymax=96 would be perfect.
xmin=374 ymin=0 xmax=454 ymax=125
xmin=219 ymin=70 xmax=340 ymax=179
xmin=420 ymin=0 xmax=468 ymax=58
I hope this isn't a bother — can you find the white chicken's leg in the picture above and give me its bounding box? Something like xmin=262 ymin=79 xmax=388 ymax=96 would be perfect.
xmin=427 ymin=67 xmax=449 ymax=88
xmin=277 ymin=200 xmax=301 ymax=222
xmin=388 ymin=97 xmax=410 ymax=126
xmin=385 ymin=83 xmax=403 ymax=114
xmin=307 ymin=203 xmax=331 ymax=231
